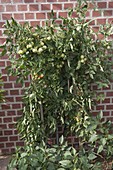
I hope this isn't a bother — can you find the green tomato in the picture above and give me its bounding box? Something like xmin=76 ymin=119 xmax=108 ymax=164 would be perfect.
xmin=40 ymin=41 xmax=44 ymax=46
xmin=47 ymin=36 xmax=51 ymax=41
xmin=80 ymin=55 xmax=85 ymax=59
xmin=38 ymin=48 xmax=43 ymax=54
xmin=42 ymin=45 xmax=47 ymax=50
xmin=18 ymin=50 xmax=24 ymax=55
xmin=32 ymin=48 xmax=37 ymax=53
xmin=27 ymin=44 xmax=32 ymax=49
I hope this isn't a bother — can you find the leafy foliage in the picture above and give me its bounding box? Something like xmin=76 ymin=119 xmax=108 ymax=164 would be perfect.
xmin=1 ymin=2 xmax=113 ymax=170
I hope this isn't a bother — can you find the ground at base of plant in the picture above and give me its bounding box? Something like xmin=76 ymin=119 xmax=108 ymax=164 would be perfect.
xmin=0 ymin=155 xmax=11 ymax=170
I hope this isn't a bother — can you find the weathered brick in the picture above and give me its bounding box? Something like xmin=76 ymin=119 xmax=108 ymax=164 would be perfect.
xmin=4 ymin=130 xmax=13 ymax=135
xmin=64 ymin=3 xmax=73 ymax=9
xmin=52 ymin=4 xmax=62 ymax=10
xmin=2 ymin=14 xmax=12 ymax=20
xmin=6 ymin=5 xmax=16 ymax=12
xmin=36 ymin=13 xmax=46 ymax=19
xmin=109 ymin=2 xmax=113 ymax=8
xmin=97 ymin=2 xmax=106 ymax=8
xmin=10 ymin=136 xmax=18 ymax=141
xmin=10 ymin=90 xmax=19 ymax=95
xmin=41 ymin=4 xmax=51 ymax=11
xmin=25 ymin=13 xmax=34 ymax=19
xmin=18 ymin=5 xmax=28 ymax=11
xmin=14 ymin=13 xmax=24 ymax=20
xmin=29 ymin=4 xmax=39 ymax=11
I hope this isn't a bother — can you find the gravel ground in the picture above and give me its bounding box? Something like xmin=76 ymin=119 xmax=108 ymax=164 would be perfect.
xmin=0 ymin=155 xmax=11 ymax=170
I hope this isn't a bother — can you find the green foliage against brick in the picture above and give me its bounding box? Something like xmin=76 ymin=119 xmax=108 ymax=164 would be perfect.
xmin=1 ymin=2 xmax=113 ymax=170
xmin=0 ymin=73 xmax=4 ymax=104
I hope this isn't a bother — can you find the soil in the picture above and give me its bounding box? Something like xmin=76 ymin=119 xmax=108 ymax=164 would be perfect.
xmin=0 ymin=155 xmax=11 ymax=170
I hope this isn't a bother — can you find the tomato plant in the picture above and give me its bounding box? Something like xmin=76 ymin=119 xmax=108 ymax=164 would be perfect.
xmin=1 ymin=1 xmax=113 ymax=170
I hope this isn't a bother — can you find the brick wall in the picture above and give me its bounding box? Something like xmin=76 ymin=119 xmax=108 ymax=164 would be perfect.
xmin=0 ymin=0 xmax=113 ymax=154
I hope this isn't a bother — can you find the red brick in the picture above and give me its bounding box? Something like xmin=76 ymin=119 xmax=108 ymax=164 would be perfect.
xmin=6 ymin=5 xmax=16 ymax=12
xmin=1 ymin=0 xmax=11 ymax=3
xmin=0 ymin=124 xmax=7 ymax=129
xmin=16 ymin=141 xmax=24 ymax=146
xmin=6 ymin=143 xmax=14 ymax=147
xmin=10 ymin=136 xmax=18 ymax=141
xmin=0 ymin=130 xmax=3 ymax=136
xmin=64 ymin=3 xmax=74 ymax=9
xmin=0 ymin=111 xmax=5 ymax=116
xmin=106 ymin=92 xmax=113 ymax=97
xmin=87 ymin=2 xmax=96 ymax=9
xmin=52 ymin=4 xmax=62 ymax=10
xmin=102 ymin=98 xmax=110 ymax=104
xmin=0 ymin=143 xmax=4 ymax=148
xmin=0 ymin=30 xmax=2 ymax=36
xmin=3 ymin=117 xmax=12 ymax=123
xmin=3 ymin=90 xmax=8 ymax=96
xmin=58 ymin=0 xmax=68 ymax=2
xmin=24 ymin=0 xmax=34 ymax=2
xmin=0 ymin=118 xmax=2 ymax=123
xmin=29 ymin=4 xmax=39 ymax=11
xmin=12 ymin=104 xmax=21 ymax=109
xmin=8 ymin=124 xmax=15 ymax=129
xmin=13 ymin=0 xmax=23 ymax=2
xmin=103 ymin=111 xmax=110 ymax=117
xmin=4 ymin=83 xmax=12 ymax=89
xmin=36 ymin=13 xmax=46 ymax=19
xmin=14 ymin=83 xmax=22 ymax=88
xmin=92 ymin=11 xmax=101 ymax=17
xmin=9 ymin=76 xmax=17 ymax=81
xmin=41 ymin=4 xmax=50 ymax=11
xmin=6 ymin=97 xmax=14 ymax=102
xmin=30 ymin=21 xmax=40 ymax=26
xmin=18 ymin=5 xmax=27 ymax=11
xmin=1 ymin=68 xmax=7 ymax=74
xmin=0 ymin=5 xmax=4 ymax=12
xmin=2 ymin=104 xmax=10 ymax=110
xmin=97 ymin=18 xmax=106 ymax=25
xmin=0 ymin=137 xmax=8 ymax=142
xmin=14 ymin=13 xmax=24 ymax=20
xmin=36 ymin=0 xmax=46 ymax=1
xmin=0 ymin=22 xmax=5 ymax=28
xmin=10 ymin=90 xmax=19 ymax=95
xmin=59 ymin=12 xmax=67 ymax=18
xmin=106 ymin=105 xmax=113 ymax=110
xmin=97 ymin=2 xmax=106 ymax=8
xmin=104 ymin=10 xmax=112 ymax=16
xmin=0 ymin=61 xmax=5 ymax=67
xmin=16 ymin=97 xmax=22 ymax=102
xmin=2 ymin=13 xmax=12 ymax=20
xmin=7 ymin=111 xmax=16 ymax=116
xmin=109 ymin=2 xmax=113 ymax=8
xmin=0 ymin=38 xmax=6 ymax=44
xmin=4 ymin=130 xmax=13 ymax=135
xmin=96 ymin=105 xmax=104 ymax=110
xmin=25 ymin=13 xmax=34 ymax=19
xmin=25 ymin=82 xmax=30 ymax=87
